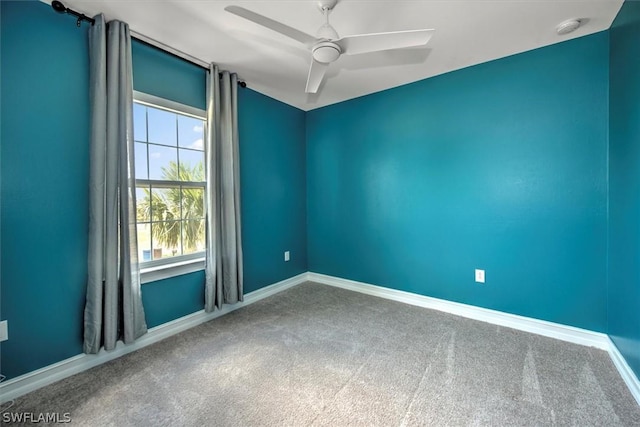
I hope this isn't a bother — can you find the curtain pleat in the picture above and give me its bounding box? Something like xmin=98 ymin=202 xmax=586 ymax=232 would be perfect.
xmin=84 ymin=15 xmax=147 ymax=354
xmin=205 ymin=66 xmax=243 ymax=312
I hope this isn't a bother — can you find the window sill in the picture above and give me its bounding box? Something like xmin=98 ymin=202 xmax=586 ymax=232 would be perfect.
xmin=141 ymin=257 xmax=205 ymax=284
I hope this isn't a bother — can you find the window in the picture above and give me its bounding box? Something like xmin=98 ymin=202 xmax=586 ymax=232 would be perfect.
xmin=133 ymin=92 xmax=207 ymax=281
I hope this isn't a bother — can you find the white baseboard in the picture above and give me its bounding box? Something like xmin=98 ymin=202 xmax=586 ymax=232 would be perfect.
xmin=0 ymin=272 xmax=308 ymax=404
xmin=307 ymin=272 xmax=609 ymax=350
xmin=608 ymin=338 xmax=640 ymax=406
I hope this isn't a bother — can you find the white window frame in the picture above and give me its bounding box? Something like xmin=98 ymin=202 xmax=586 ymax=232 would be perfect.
xmin=133 ymin=91 xmax=207 ymax=284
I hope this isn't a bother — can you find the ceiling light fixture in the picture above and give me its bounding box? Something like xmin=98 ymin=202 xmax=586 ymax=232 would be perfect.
xmin=556 ymin=19 xmax=581 ymax=36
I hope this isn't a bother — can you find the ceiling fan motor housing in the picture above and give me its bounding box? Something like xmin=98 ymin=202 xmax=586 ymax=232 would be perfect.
xmin=313 ymin=41 xmax=341 ymax=63
xmin=317 ymin=0 xmax=338 ymax=12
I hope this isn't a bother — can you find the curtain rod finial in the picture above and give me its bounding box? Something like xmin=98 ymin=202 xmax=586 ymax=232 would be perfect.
xmin=52 ymin=0 xmax=95 ymax=27
xmin=52 ymin=1 xmax=67 ymax=14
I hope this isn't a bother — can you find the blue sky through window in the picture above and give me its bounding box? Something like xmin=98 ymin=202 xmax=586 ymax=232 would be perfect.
xmin=148 ymin=108 xmax=176 ymax=146
xmin=178 ymin=115 xmax=204 ymax=150
xmin=133 ymin=103 xmax=146 ymax=142
xmin=134 ymin=103 xmax=205 ymax=181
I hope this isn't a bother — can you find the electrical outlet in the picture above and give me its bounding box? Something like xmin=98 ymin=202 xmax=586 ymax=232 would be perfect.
xmin=284 ymin=251 xmax=290 ymax=262
xmin=475 ymin=269 xmax=485 ymax=284
xmin=0 ymin=320 xmax=8 ymax=342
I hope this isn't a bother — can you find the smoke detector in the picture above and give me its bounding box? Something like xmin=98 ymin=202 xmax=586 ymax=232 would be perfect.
xmin=556 ymin=19 xmax=581 ymax=35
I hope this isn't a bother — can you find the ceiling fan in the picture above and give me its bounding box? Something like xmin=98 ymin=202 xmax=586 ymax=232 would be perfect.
xmin=225 ymin=0 xmax=434 ymax=94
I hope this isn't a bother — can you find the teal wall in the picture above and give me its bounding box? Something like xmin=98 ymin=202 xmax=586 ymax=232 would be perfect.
xmin=142 ymin=271 xmax=205 ymax=328
xmin=0 ymin=1 xmax=307 ymax=378
xmin=2 ymin=0 xmax=639 ymax=387
xmin=131 ymin=39 xmax=206 ymax=110
xmin=608 ymin=0 xmax=640 ymax=378
xmin=239 ymin=89 xmax=308 ymax=293
xmin=307 ymin=32 xmax=609 ymax=332
xmin=1 ymin=0 xmax=90 ymax=380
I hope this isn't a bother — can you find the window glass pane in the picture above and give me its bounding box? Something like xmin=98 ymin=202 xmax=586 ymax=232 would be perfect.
xmin=136 ymin=186 xmax=151 ymax=221
xmin=135 ymin=142 xmax=148 ymax=179
xmin=178 ymin=149 xmax=205 ymax=181
xmin=137 ymin=223 xmax=151 ymax=261
xmin=148 ymin=145 xmax=178 ymax=180
xmin=133 ymin=103 xmax=147 ymax=142
xmin=147 ymin=108 xmax=177 ymax=146
xmin=150 ymin=187 xmax=180 ymax=221
xmin=134 ymin=99 xmax=207 ymax=266
xmin=181 ymin=188 xmax=204 ymax=219
xmin=151 ymin=220 xmax=182 ymax=259
xmin=178 ymin=115 xmax=204 ymax=150
xmin=182 ymin=219 xmax=205 ymax=255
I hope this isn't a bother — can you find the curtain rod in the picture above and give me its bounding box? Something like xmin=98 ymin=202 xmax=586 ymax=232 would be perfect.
xmin=50 ymin=1 xmax=246 ymax=87
xmin=131 ymin=30 xmax=209 ymax=69
xmin=131 ymin=32 xmax=247 ymax=88
xmin=51 ymin=0 xmax=94 ymax=27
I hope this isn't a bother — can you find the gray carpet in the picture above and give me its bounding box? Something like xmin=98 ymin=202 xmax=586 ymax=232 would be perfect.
xmin=3 ymin=282 xmax=639 ymax=426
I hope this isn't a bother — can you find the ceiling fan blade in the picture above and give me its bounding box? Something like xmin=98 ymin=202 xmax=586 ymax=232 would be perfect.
xmin=225 ymin=6 xmax=317 ymax=47
xmin=337 ymin=29 xmax=434 ymax=56
xmin=305 ymin=59 xmax=328 ymax=94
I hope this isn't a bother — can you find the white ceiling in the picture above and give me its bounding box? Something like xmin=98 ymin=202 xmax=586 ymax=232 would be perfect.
xmin=46 ymin=0 xmax=623 ymax=111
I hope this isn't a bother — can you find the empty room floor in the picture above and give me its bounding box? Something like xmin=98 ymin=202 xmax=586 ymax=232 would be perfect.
xmin=4 ymin=282 xmax=639 ymax=426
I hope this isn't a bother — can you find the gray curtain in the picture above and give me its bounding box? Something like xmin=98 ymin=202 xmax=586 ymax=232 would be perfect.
xmin=84 ymin=14 xmax=147 ymax=354
xmin=205 ymin=65 xmax=243 ymax=312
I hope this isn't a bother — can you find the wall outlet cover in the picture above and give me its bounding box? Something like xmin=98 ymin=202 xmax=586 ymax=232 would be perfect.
xmin=475 ymin=269 xmax=485 ymax=283
xmin=0 ymin=320 xmax=8 ymax=342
